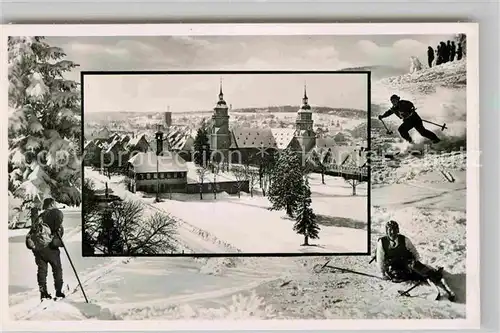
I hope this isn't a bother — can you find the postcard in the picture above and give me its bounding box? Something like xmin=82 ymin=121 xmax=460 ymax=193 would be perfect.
xmin=1 ymin=23 xmax=479 ymax=330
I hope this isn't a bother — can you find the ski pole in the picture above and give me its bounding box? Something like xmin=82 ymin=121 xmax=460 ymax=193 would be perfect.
xmin=329 ymin=265 xmax=385 ymax=280
xmin=55 ymin=232 xmax=89 ymax=303
xmin=379 ymin=119 xmax=393 ymax=135
xmin=398 ymin=280 xmax=424 ymax=297
xmin=422 ymin=119 xmax=447 ymax=131
xmin=315 ymin=260 xmax=384 ymax=280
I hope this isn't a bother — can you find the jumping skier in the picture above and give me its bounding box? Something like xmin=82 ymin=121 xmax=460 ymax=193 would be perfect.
xmin=378 ymin=94 xmax=441 ymax=144
xmin=376 ymin=220 xmax=456 ymax=301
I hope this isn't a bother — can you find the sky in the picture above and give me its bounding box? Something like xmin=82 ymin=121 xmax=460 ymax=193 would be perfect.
xmin=47 ymin=34 xmax=454 ymax=112
xmin=83 ymin=73 xmax=368 ymax=113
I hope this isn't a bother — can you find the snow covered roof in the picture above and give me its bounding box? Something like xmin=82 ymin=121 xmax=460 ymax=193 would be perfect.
xmin=128 ymin=151 xmax=188 ymax=173
xmin=231 ymin=127 xmax=277 ymax=149
xmin=128 ymin=134 xmax=148 ymax=147
xmin=120 ymin=136 xmax=131 ymax=144
xmin=270 ymin=128 xmax=296 ymax=150
xmin=104 ymin=140 xmax=123 ymax=154
xmin=84 ymin=141 xmax=95 ymax=150
xmin=171 ymin=135 xmax=194 ymax=151
xmin=213 ymin=127 xmax=226 ymax=135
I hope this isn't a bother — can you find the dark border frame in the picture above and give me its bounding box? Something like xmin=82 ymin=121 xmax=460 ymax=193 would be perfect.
xmin=81 ymin=70 xmax=371 ymax=258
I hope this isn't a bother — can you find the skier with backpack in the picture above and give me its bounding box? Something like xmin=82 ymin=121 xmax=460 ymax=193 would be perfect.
xmin=25 ymin=197 xmax=66 ymax=301
xmin=376 ymin=220 xmax=456 ymax=301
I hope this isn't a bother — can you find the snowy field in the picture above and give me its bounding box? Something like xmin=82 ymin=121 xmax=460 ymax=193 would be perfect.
xmin=85 ymin=168 xmax=368 ymax=254
xmin=9 ymin=166 xmax=466 ymax=321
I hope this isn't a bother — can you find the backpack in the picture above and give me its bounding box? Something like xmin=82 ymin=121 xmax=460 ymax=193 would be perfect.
xmin=25 ymin=212 xmax=53 ymax=251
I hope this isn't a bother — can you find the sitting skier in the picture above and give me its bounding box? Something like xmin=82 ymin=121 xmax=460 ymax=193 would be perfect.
xmin=376 ymin=220 xmax=456 ymax=301
xmin=378 ymin=94 xmax=441 ymax=144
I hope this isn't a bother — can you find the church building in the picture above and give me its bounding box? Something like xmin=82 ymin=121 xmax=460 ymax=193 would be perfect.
xmin=207 ymin=81 xmax=345 ymax=167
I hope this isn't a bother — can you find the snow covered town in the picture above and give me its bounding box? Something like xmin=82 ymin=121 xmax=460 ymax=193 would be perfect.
xmin=84 ymin=83 xmax=369 ymax=196
xmin=82 ymin=82 xmax=370 ymax=255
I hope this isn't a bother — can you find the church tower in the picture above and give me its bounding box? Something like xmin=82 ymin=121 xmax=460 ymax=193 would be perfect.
xmin=210 ymin=79 xmax=231 ymax=163
xmin=295 ymin=83 xmax=316 ymax=153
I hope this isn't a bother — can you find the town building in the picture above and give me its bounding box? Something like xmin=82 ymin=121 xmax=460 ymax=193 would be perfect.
xmin=86 ymin=81 xmax=368 ymax=194
xmin=127 ymin=151 xmax=189 ymax=193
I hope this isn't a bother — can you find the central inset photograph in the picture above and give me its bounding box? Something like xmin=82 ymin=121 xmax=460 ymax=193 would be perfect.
xmin=82 ymin=71 xmax=370 ymax=256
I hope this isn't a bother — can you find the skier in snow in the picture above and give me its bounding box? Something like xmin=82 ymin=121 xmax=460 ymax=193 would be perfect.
xmin=378 ymin=94 xmax=441 ymax=144
xmin=376 ymin=220 xmax=456 ymax=301
xmin=26 ymin=197 xmax=66 ymax=300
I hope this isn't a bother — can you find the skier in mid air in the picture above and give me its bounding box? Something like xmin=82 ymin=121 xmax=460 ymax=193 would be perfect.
xmin=378 ymin=94 xmax=441 ymax=144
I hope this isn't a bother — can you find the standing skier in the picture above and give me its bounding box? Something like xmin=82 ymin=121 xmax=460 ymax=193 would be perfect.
xmin=427 ymin=46 xmax=435 ymax=68
xmin=378 ymin=94 xmax=441 ymax=144
xmin=26 ymin=197 xmax=66 ymax=300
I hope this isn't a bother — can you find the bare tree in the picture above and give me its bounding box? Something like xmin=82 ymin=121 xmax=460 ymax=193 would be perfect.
xmin=262 ymin=172 xmax=269 ymax=197
xmin=231 ymin=165 xmax=247 ymax=198
xmin=210 ymin=162 xmax=220 ymax=199
xmin=244 ymin=164 xmax=259 ymax=197
xmin=196 ymin=166 xmax=208 ymax=200
xmin=125 ymin=210 xmax=178 ymax=255
xmin=344 ymin=178 xmax=361 ymax=196
xmin=86 ymin=198 xmax=178 ymax=255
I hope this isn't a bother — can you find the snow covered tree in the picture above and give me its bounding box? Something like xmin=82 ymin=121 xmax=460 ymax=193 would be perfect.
xmin=268 ymin=149 xmax=304 ymax=217
xmin=293 ymin=178 xmax=320 ymax=246
xmin=231 ymin=165 xmax=247 ymax=199
xmin=83 ymin=181 xmax=178 ymax=255
xmin=245 ymin=164 xmax=259 ymax=197
xmin=193 ymin=127 xmax=211 ymax=167
xmin=8 ymin=36 xmax=81 ymax=207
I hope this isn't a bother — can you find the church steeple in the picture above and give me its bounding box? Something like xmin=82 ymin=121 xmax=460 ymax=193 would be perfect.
xmin=215 ymin=77 xmax=228 ymax=108
xmin=219 ymin=77 xmax=224 ymax=101
xmin=295 ymin=82 xmax=316 ymax=152
xmin=300 ymin=82 xmax=311 ymax=111
xmin=210 ymin=77 xmax=231 ymax=164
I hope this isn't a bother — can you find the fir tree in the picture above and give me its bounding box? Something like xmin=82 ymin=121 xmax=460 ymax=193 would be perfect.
xmin=293 ymin=178 xmax=320 ymax=246
xmin=268 ymin=149 xmax=304 ymax=217
xmin=8 ymin=37 xmax=81 ymax=206
xmin=193 ymin=127 xmax=211 ymax=167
